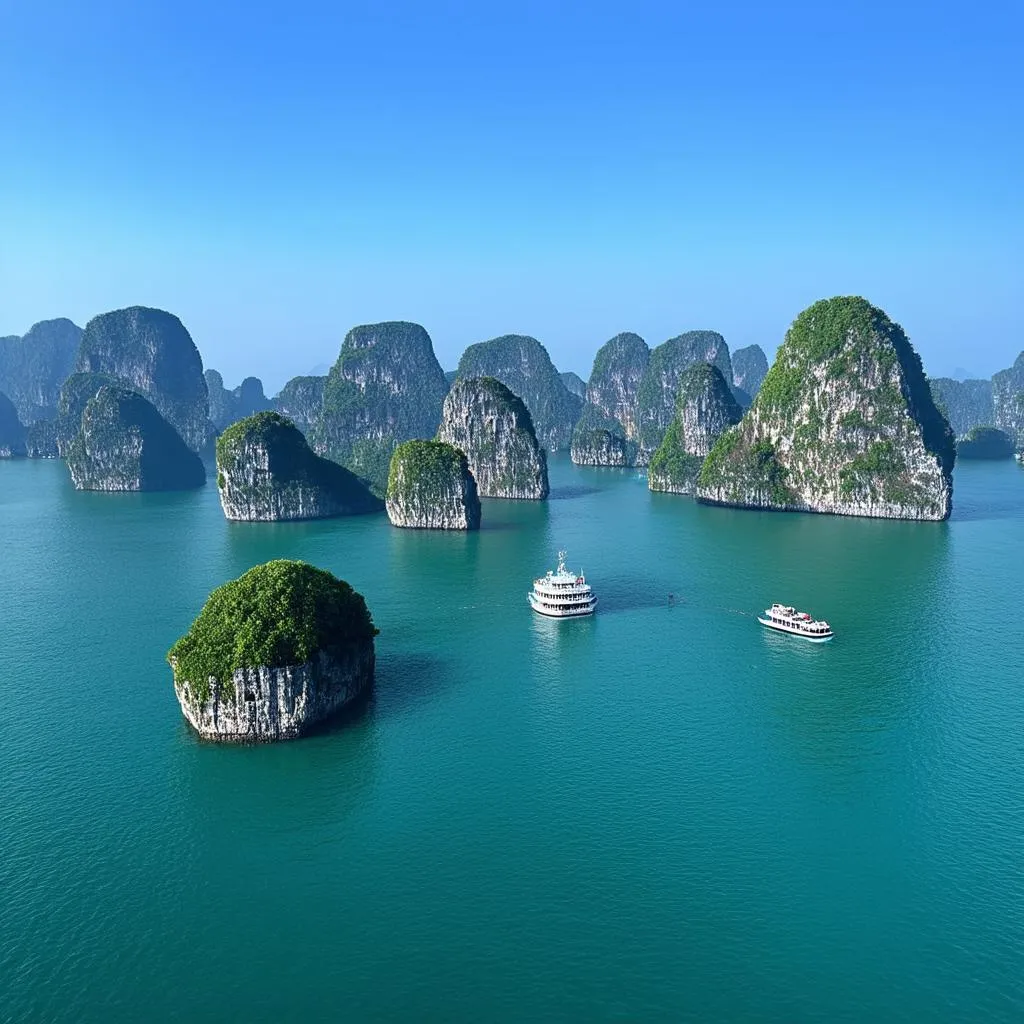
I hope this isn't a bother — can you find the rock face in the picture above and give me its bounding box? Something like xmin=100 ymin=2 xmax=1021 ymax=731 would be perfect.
xmin=992 ymin=353 xmax=1024 ymax=447
xmin=274 ymin=375 xmax=326 ymax=433
xmin=66 ymin=384 xmax=206 ymax=491
xmin=0 ymin=319 xmax=82 ymax=423
xmin=560 ymin=371 xmax=587 ymax=399
xmin=635 ymin=331 xmax=733 ymax=464
xmin=456 ymin=335 xmax=583 ymax=452
xmin=206 ymin=371 xmax=274 ymax=431
xmin=385 ymin=439 xmax=481 ymax=529
xmin=731 ymin=344 xmax=769 ymax=398
xmin=571 ymin=332 xmax=650 ymax=466
xmin=205 ymin=369 xmax=237 ymax=430
xmin=55 ymin=372 xmax=119 ymax=456
xmin=25 ymin=418 xmax=58 ymax=458
xmin=437 ymin=377 xmax=548 ymax=499
xmin=75 ymin=307 xmax=209 ymax=451
xmin=570 ymin=405 xmax=636 ymax=466
xmin=168 ymin=560 xmax=377 ymax=743
xmin=311 ymin=322 xmax=448 ymax=494
xmin=216 ymin=412 xmax=381 ymax=521
xmin=929 ymin=377 xmax=994 ymax=438
xmin=957 ymin=426 xmax=1015 ymax=460
xmin=0 ymin=392 xmax=26 ymax=457
xmin=648 ymin=364 xmax=742 ymax=494
xmin=697 ymin=297 xmax=955 ymax=521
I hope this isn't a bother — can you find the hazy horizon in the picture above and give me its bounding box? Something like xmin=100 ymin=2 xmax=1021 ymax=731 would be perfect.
xmin=3 ymin=1 xmax=1021 ymax=391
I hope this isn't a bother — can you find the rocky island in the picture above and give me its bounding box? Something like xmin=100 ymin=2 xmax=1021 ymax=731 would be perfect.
xmin=560 ymin=371 xmax=587 ymax=399
xmin=75 ymin=306 xmax=210 ymax=451
xmin=66 ymin=384 xmax=206 ymax=491
xmin=571 ymin=332 xmax=649 ymax=466
xmin=0 ymin=318 xmax=81 ymax=424
xmin=168 ymin=560 xmax=377 ymax=743
xmin=992 ymin=352 xmax=1024 ymax=448
xmin=455 ymin=335 xmax=583 ymax=452
xmin=385 ymin=439 xmax=481 ymax=529
xmin=437 ymin=377 xmax=548 ymax=498
xmin=731 ymin=344 xmax=769 ymax=402
xmin=0 ymin=391 xmax=26 ymax=457
xmin=273 ymin=375 xmax=326 ymax=433
xmin=697 ymin=296 xmax=955 ymax=520
xmin=648 ymin=363 xmax=741 ymax=494
xmin=956 ymin=426 xmax=1015 ymax=460
xmin=216 ymin=412 xmax=381 ymax=520
xmin=311 ymin=321 xmax=448 ymax=494
xmin=929 ymin=377 xmax=994 ymax=438
xmin=55 ymin=372 xmax=119 ymax=456
xmin=635 ymin=331 xmax=733 ymax=464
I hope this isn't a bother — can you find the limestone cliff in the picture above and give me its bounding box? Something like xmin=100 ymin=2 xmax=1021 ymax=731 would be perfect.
xmin=697 ymin=297 xmax=955 ymax=521
xmin=385 ymin=439 xmax=481 ymax=529
xmin=0 ymin=391 xmax=26 ymax=457
xmin=205 ymin=369 xmax=237 ymax=430
xmin=437 ymin=377 xmax=548 ymax=498
xmin=560 ymin=371 xmax=587 ymax=399
xmin=75 ymin=306 xmax=210 ymax=451
xmin=67 ymin=384 xmax=206 ymax=491
xmin=25 ymin=419 xmax=58 ymax=458
xmin=0 ymin=318 xmax=81 ymax=423
xmin=957 ymin=426 xmax=1015 ymax=460
xmin=569 ymin=405 xmax=636 ymax=467
xmin=992 ymin=353 xmax=1024 ymax=447
xmin=168 ymin=560 xmax=377 ymax=743
xmin=216 ymin=412 xmax=381 ymax=521
xmin=731 ymin=345 xmax=769 ymax=398
xmin=635 ymin=331 xmax=733 ymax=464
xmin=55 ymin=372 xmax=119 ymax=456
xmin=929 ymin=377 xmax=994 ymax=438
xmin=310 ymin=321 xmax=448 ymax=494
xmin=648 ymin=364 xmax=741 ymax=494
xmin=273 ymin=375 xmax=326 ymax=433
xmin=455 ymin=335 xmax=583 ymax=452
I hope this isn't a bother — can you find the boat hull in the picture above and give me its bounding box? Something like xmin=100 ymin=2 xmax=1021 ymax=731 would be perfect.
xmin=528 ymin=593 xmax=597 ymax=617
xmin=758 ymin=616 xmax=833 ymax=642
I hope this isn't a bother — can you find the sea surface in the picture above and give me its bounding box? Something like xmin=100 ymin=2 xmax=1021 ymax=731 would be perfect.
xmin=1 ymin=457 xmax=1022 ymax=1023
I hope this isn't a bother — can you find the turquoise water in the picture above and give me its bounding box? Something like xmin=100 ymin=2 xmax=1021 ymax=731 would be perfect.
xmin=2 ymin=457 xmax=1022 ymax=1022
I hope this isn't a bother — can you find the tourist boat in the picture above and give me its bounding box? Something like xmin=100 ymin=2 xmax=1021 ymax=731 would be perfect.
xmin=528 ymin=551 xmax=597 ymax=618
xmin=758 ymin=603 xmax=834 ymax=642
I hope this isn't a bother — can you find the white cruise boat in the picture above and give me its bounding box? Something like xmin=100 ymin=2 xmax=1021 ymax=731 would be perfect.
xmin=758 ymin=603 xmax=834 ymax=642
xmin=528 ymin=551 xmax=597 ymax=618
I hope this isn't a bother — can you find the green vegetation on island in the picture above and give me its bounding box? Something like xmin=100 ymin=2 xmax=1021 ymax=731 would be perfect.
xmin=386 ymin=439 xmax=481 ymax=529
xmin=67 ymin=384 xmax=206 ymax=491
xmin=929 ymin=377 xmax=994 ymax=439
xmin=992 ymin=352 xmax=1024 ymax=448
xmin=698 ymin=297 xmax=955 ymax=520
xmin=216 ymin=411 xmax=381 ymax=520
xmin=75 ymin=306 xmax=210 ymax=451
xmin=570 ymin=404 xmax=637 ymax=467
xmin=273 ymin=375 xmax=326 ymax=433
xmin=311 ymin=321 xmax=448 ymax=495
xmin=437 ymin=377 xmax=548 ymax=499
xmin=168 ymin=559 xmax=377 ymax=704
xmin=456 ymin=334 xmax=583 ymax=452
xmin=648 ymin=363 xmax=741 ymax=494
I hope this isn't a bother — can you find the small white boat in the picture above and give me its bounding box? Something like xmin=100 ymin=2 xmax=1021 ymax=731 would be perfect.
xmin=528 ymin=551 xmax=597 ymax=618
xmin=758 ymin=603 xmax=834 ymax=642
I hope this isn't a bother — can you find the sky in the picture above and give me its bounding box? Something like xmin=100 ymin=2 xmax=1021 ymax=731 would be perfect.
xmin=1 ymin=0 xmax=1021 ymax=391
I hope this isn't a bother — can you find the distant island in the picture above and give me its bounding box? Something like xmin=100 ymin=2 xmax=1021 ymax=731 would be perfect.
xmin=386 ymin=439 xmax=481 ymax=530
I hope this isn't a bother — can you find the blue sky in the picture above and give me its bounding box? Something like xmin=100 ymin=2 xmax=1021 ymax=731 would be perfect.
xmin=1 ymin=1 xmax=1021 ymax=390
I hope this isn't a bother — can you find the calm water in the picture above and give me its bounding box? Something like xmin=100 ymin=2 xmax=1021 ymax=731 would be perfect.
xmin=1 ymin=457 xmax=1022 ymax=1023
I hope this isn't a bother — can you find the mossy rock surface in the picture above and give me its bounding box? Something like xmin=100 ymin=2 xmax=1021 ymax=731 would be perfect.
xmin=216 ymin=411 xmax=381 ymax=519
xmin=698 ymin=296 xmax=955 ymax=520
xmin=386 ymin=439 xmax=481 ymax=529
xmin=168 ymin=559 xmax=377 ymax=704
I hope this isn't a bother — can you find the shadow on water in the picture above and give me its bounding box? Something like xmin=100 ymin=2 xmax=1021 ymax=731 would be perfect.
xmin=595 ymin=583 xmax=680 ymax=615
xmin=548 ymin=484 xmax=602 ymax=500
xmin=371 ymin=651 xmax=451 ymax=719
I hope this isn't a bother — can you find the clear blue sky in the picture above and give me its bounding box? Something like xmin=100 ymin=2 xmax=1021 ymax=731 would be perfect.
xmin=1 ymin=1 xmax=1021 ymax=390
